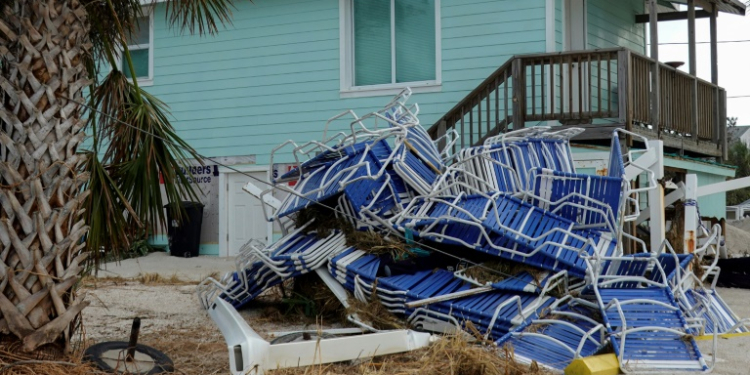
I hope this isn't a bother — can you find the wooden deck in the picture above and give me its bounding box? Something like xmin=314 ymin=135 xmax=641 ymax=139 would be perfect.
xmin=428 ymin=48 xmax=727 ymax=158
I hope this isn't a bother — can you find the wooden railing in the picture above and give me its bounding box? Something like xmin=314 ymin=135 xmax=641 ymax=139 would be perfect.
xmin=430 ymin=48 xmax=727 ymax=156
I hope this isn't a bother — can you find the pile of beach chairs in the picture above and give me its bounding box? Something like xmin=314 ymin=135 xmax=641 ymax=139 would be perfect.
xmin=198 ymin=90 xmax=747 ymax=373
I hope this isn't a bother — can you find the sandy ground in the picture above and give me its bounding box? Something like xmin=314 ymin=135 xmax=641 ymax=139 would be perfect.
xmin=94 ymin=252 xmax=237 ymax=282
xmin=80 ymin=272 xmax=750 ymax=375
xmin=726 ymin=221 xmax=750 ymax=257
xmin=81 ymin=276 xmax=341 ymax=374
xmin=695 ymin=287 xmax=750 ymax=375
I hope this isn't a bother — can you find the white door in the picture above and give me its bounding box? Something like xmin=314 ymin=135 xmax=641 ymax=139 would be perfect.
xmin=564 ymin=0 xmax=588 ymax=114
xmin=227 ymin=172 xmax=268 ymax=256
xmin=564 ymin=0 xmax=587 ymax=51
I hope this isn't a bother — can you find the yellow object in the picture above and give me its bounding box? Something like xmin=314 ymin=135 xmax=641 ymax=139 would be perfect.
xmin=695 ymin=331 xmax=750 ymax=340
xmin=565 ymin=353 xmax=620 ymax=375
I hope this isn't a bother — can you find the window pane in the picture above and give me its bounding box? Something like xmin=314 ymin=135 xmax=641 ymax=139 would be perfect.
xmin=122 ymin=49 xmax=149 ymax=79
xmin=395 ymin=0 xmax=435 ymax=83
xmin=130 ymin=16 xmax=150 ymax=46
xmin=354 ymin=0 xmax=391 ymax=86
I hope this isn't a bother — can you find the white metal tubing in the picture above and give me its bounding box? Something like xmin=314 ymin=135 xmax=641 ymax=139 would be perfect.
xmin=485 ymin=295 xmax=524 ymax=338
xmin=208 ymin=298 xmax=270 ymax=375
xmin=243 ymin=182 xmax=282 ymax=210
xmin=648 ymin=182 xmax=666 ymax=257
xmin=697 ymin=175 xmax=750 ymax=197
xmin=510 ymin=332 xmax=577 ymax=356
xmin=405 ymin=286 xmax=493 ymax=309
xmin=266 ymin=330 xmax=434 ymax=369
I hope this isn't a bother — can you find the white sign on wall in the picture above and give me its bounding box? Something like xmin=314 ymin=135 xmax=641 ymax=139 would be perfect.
xmin=159 ymin=155 xmax=256 ymax=244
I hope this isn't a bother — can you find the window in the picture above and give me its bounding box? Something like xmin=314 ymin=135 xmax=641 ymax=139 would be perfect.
xmin=340 ymin=0 xmax=441 ymax=96
xmin=121 ymin=12 xmax=153 ymax=85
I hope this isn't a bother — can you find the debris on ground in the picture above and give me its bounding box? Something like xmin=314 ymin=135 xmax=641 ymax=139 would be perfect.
xmin=196 ymin=89 xmax=750 ymax=374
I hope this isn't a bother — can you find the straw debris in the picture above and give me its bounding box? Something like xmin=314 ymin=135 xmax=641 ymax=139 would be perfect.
xmin=295 ymin=205 xmax=350 ymax=238
xmin=462 ymin=261 xmax=546 ymax=287
xmin=271 ymin=333 xmax=550 ymax=375
xmin=292 ymin=273 xmax=347 ymax=320
xmin=347 ymin=295 xmax=405 ymax=331
xmin=344 ymin=230 xmax=414 ymax=259
xmin=296 ymin=205 xmax=416 ymax=259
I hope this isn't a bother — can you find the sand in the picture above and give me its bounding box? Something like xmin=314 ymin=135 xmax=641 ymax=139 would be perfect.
xmin=725 ymin=221 xmax=750 ymax=257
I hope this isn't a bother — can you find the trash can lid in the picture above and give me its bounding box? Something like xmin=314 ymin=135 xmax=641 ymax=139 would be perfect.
xmin=163 ymin=201 xmax=204 ymax=209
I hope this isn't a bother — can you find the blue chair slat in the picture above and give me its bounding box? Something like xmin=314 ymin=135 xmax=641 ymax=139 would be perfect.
xmin=485 ymin=148 xmax=517 ymax=192
xmin=652 ymin=253 xmax=693 ymax=284
xmin=588 ymin=280 xmax=709 ymax=371
xmin=531 ymin=169 xmax=623 ymax=231
xmin=405 ymin=129 xmax=443 ymax=171
xmin=608 ymin=135 xmax=625 ymax=179
xmin=279 ymin=140 xmax=394 ymax=218
xmin=491 ymin=272 xmax=543 ymax=294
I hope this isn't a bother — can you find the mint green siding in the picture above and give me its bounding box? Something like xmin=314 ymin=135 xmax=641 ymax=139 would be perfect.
xmin=555 ymin=0 xmax=563 ymax=51
xmin=587 ymin=0 xmax=646 ymax=53
xmin=146 ymin=0 xmax=547 ymax=164
xmin=694 ymin=172 xmax=729 ymax=219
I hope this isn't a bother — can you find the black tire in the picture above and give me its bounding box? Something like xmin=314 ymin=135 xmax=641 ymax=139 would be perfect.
xmin=270 ymin=332 xmax=337 ymax=344
xmin=84 ymin=341 xmax=174 ymax=374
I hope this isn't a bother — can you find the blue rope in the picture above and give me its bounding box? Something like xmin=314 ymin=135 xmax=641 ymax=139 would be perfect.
xmin=685 ymin=199 xmax=717 ymax=244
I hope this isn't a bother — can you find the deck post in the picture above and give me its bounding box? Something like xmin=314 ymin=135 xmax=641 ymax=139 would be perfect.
xmin=721 ymin=89 xmax=728 ymax=160
xmin=647 ymin=140 xmax=666 ymax=254
xmin=512 ymin=58 xmax=526 ymax=129
xmin=684 ymin=174 xmax=698 ymax=255
xmin=649 ymin=0 xmax=660 ymax=135
xmin=617 ymin=49 xmax=630 ymax=127
xmin=688 ymin=0 xmax=699 ymax=140
xmin=710 ymin=4 xmax=720 ymax=145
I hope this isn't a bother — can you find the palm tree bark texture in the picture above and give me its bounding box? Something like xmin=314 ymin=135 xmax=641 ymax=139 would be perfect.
xmin=0 ymin=0 xmax=91 ymax=352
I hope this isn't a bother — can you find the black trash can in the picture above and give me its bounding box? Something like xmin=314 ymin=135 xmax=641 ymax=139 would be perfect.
xmin=164 ymin=201 xmax=204 ymax=258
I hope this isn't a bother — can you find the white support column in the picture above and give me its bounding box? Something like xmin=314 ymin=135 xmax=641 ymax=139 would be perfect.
xmin=648 ymin=185 xmax=666 ymax=253
xmin=648 ymin=140 xmax=665 ymax=253
xmin=684 ymin=174 xmax=698 ymax=254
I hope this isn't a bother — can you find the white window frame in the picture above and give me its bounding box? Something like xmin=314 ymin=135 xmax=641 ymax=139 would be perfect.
xmin=118 ymin=8 xmax=154 ymax=86
xmin=339 ymin=0 xmax=442 ymax=98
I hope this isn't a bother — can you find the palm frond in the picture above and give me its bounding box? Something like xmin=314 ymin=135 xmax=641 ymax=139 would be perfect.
xmin=80 ymin=151 xmax=139 ymax=264
xmin=163 ymin=0 xmax=242 ymax=36
xmin=85 ymin=0 xmax=143 ymax=64
xmin=93 ymin=69 xmax=202 ymax=231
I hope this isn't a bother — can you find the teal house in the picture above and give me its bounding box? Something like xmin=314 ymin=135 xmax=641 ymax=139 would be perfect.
xmin=135 ymin=0 xmax=743 ymax=256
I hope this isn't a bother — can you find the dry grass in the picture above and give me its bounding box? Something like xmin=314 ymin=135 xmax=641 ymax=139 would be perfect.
xmin=139 ymin=329 xmax=229 ymax=375
xmin=0 ymin=339 xmax=100 ymax=375
xmin=0 ymin=326 xmax=228 ymax=374
xmin=296 ymin=206 xmax=414 ymax=259
xmin=271 ymin=334 xmax=550 ymax=375
xmin=0 ymin=320 xmax=552 ymax=375
xmin=252 ymin=275 xmax=347 ymax=325
xmin=136 ymin=272 xmax=192 ymax=286
xmin=347 ymin=296 xmax=405 ymax=331
xmin=80 ymin=273 xmax=197 ymax=289
xmin=344 ymin=230 xmax=413 ymax=259
xmin=295 ymin=205 xmax=350 ymax=239
xmin=462 ymin=261 xmax=546 ymax=287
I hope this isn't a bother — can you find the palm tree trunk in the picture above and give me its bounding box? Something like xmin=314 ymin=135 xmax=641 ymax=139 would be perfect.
xmin=0 ymin=0 xmax=91 ymax=352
